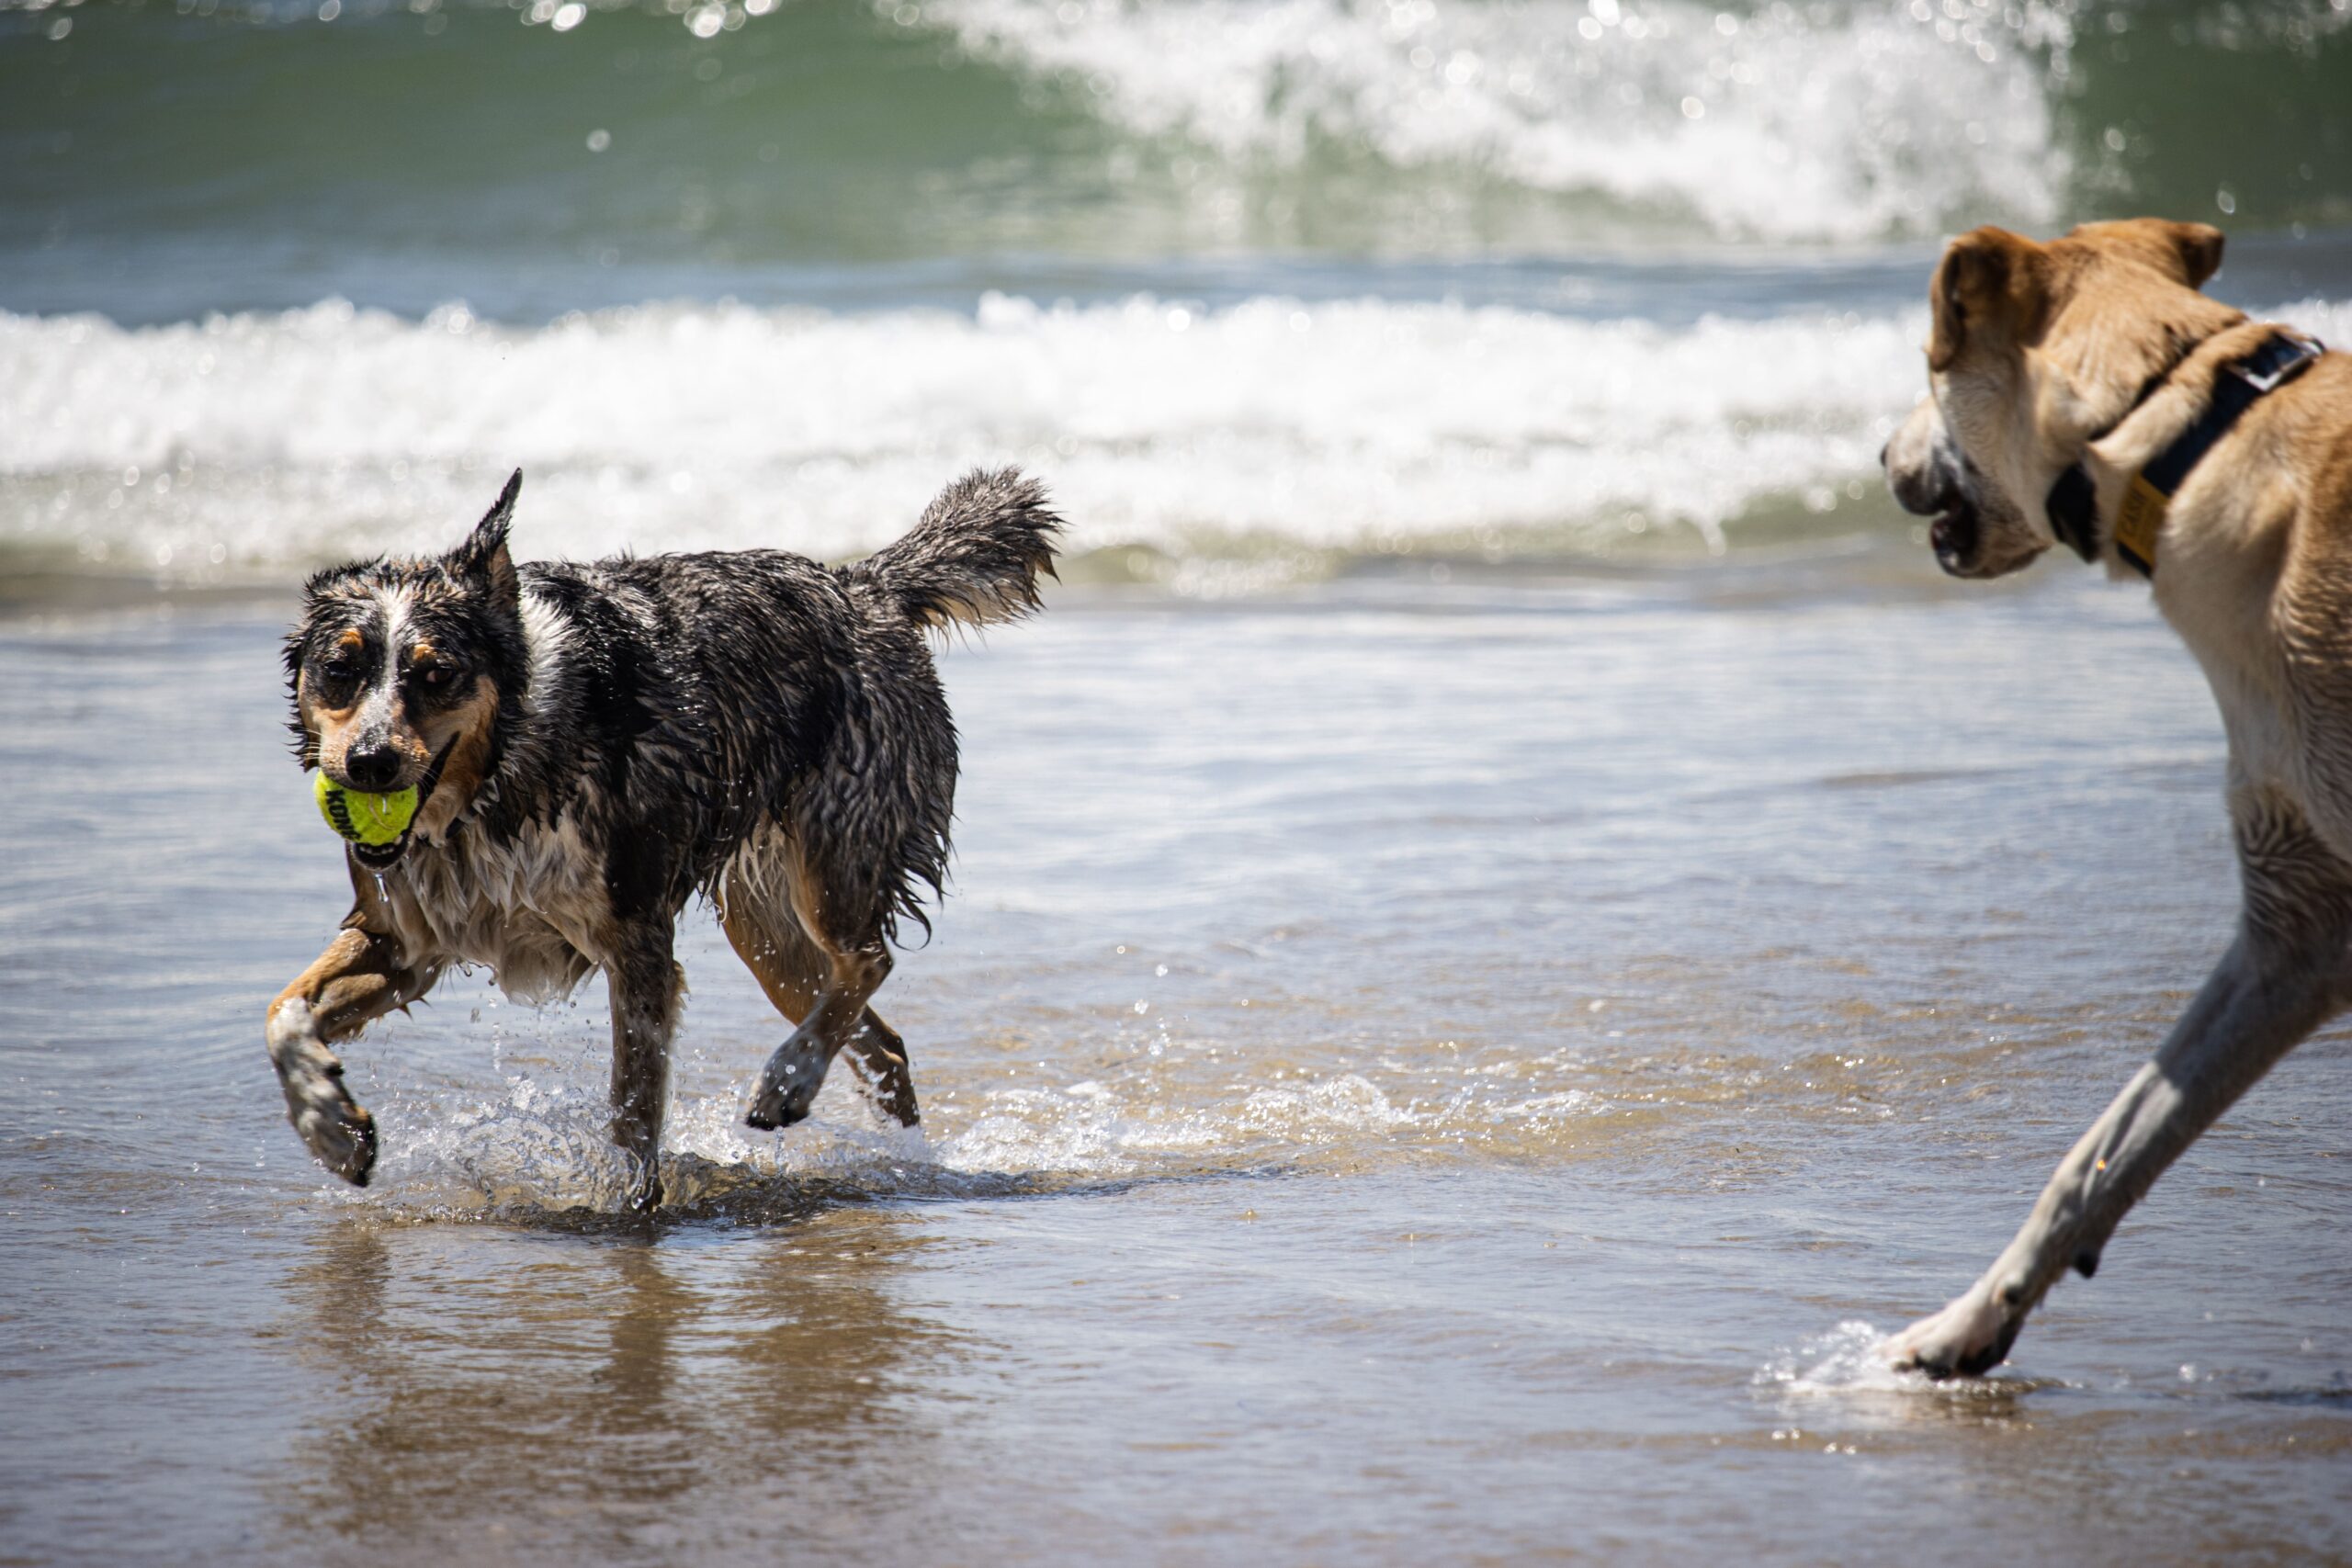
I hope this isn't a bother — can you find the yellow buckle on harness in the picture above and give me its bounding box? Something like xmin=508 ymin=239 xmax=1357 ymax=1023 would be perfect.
xmin=2112 ymin=471 xmax=2169 ymax=572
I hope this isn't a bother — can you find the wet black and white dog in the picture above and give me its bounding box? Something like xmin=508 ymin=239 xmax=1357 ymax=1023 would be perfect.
xmin=271 ymin=468 xmax=1060 ymax=1209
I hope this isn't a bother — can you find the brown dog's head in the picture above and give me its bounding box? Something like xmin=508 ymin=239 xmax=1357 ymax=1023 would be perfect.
xmin=1883 ymin=218 xmax=2239 ymax=579
xmin=285 ymin=472 xmax=529 ymax=865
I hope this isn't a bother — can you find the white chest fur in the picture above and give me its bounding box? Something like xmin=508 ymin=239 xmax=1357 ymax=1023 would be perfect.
xmin=386 ymin=811 xmax=610 ymax=1004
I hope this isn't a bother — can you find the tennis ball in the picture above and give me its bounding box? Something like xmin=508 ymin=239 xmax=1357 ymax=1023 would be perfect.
xmin=315 ymin=772 xmax=419 ymax=847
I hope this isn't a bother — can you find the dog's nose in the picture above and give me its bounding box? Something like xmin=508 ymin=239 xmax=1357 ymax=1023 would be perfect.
xmin=343 ymin=741 xmax=403 ymax=790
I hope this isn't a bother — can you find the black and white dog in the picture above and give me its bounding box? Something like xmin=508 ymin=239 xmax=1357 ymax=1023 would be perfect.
xmin=271 ymin=468 xmax=1061 ymax=1210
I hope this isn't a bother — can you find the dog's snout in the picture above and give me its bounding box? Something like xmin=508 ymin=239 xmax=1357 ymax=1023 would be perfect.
xmin=1888 ymin=447 xmax=1959 ymax=519
xmin=1883 ymin=397 xmax=1966 ymax=518
xmin=343 ymin=740 xmax=403 ymax=790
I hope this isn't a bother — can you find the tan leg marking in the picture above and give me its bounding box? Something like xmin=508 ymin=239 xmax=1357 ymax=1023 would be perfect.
xmin=265 ymin=920 xmax=438 ymax=1186
xmin=721 ymin=859 xmax=917 ymax=1131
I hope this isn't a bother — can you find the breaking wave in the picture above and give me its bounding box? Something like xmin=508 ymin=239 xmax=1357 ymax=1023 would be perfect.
xmin=0 ymin=292 xmax=1937 ymax=574
xmin=13 ymin=291 xmax=2351 ymax=578
xmin=919 ymin=0 xmax=2072 ymax=243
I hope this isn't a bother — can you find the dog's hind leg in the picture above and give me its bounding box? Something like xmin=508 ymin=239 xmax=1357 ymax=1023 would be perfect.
xmin=720 ymin=889 xmax=917 ymax=1126
xmin=841 ymin=1010 xmax=920 ymax=1126
xmin=266 ymin=916 xmax=442 ymax=1186
xmin=605 ymin=924 xmax=683 ymax=1213
xmin=742 ymin=948 xmax=899 ymax=1132
xmin=1888 ymin=788 xmax=2352 ymax=1377
xmin=720 ymin=863 xmax=913 ymax=1132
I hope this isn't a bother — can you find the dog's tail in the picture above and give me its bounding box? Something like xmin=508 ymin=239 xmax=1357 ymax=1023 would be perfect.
xmin=854 ymin=467 xmax=1063 ymax=631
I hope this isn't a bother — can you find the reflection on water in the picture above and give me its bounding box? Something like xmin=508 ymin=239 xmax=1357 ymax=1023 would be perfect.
xmin=277 ymin=1212 xmax=972 ymax=1564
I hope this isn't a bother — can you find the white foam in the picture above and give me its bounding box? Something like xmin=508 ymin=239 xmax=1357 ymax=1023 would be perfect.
xmin=909 ymin=0 xmax=2073 ymax=242
xmin=0 ymin=293 xmax=1934 ymax=573
xmin=22 ymin=292 xmax=2346 ymax=580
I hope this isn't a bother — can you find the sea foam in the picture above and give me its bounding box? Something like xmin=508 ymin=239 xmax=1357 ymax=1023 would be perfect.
xmin=13 ymin=292 xmax=2347 ymax=579
xmin=1 ymin=293 xmax=1928 ymax=574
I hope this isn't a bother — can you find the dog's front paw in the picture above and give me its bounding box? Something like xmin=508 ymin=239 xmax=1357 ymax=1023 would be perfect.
xmin=295 ymin=1085 xmax=379 ymax=1187
xmin=745 ymin=1031 xmax=831 ymax=1131
xmin=266 ymin=1002 xmax=379 ymax=1187
xmin=1883 ymin=1282 xmax=2022 ymax=1380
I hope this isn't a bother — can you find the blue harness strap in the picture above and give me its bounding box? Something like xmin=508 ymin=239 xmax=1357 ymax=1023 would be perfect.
xmin=2045 ymin=329 xmax=2325 ymax=577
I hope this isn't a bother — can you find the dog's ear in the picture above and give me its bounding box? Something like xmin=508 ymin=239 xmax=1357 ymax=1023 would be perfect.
xmin=2064 ymin=218 xmax=2225 ymax=290
xmin=2163 ymin=220 xmax=2225 ymax=288
xmin=451 ymin=469 xmax=522 ymax=612
xmin=1928 ymin=227 xmax=2051 ymax=374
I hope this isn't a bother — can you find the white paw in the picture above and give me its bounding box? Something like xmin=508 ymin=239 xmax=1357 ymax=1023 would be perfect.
xmin=1883 ymin=1284 xmax=2020 ymax=1379
xmin=266 ymin=1001 xmax=379 ymax=1186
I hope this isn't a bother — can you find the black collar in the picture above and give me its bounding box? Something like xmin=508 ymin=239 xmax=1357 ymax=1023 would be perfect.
xmin=2046 ymin=329 xmax=2325 ymax=577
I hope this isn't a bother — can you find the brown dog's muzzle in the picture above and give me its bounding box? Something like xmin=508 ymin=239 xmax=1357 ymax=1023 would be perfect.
xmin=1881 ymin=400 xmax=2042 ymax=580
xmin=1883 ymin=423 xmax=1978 ymax=574
xmin=1926 ymin=495 xmax=1985 ymax=579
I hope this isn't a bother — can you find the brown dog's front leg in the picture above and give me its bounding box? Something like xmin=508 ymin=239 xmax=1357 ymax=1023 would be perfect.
xmin=605 ymin=932 xmax=682 ymax=1213
xmin=266 ymin=920 xmax=438 ymax=1186
xmin=1888 ymin=792 xmax=2352 ymax=1376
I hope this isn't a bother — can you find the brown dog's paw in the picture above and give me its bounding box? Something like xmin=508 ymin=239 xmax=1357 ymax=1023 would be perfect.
xmin=1883 ymin=1284 xmax=2021 ymax=1380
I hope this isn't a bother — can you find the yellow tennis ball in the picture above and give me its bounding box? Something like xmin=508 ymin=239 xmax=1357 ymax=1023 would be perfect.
xmin=314 ymin=772 xmax=419 ymax=847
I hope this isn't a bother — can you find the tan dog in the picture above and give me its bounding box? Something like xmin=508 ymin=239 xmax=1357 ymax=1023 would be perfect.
xmin=1880 ymin=218 xmax=2352 ymax=1376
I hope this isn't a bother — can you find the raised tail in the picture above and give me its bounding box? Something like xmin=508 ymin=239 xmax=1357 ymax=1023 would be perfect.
xmin=854 ymin=467 xmax=1063 ymax=631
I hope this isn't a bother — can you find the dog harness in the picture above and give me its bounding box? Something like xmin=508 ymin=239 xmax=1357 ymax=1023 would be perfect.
xmin=2045 ymin=328 xmax=2326 ymax=577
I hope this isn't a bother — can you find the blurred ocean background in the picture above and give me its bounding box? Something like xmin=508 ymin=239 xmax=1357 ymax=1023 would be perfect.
xmin=6 ymin=5 xmax=2352 ymax=1563
xmin=6 ymin=0 xmax=2351 ymax=581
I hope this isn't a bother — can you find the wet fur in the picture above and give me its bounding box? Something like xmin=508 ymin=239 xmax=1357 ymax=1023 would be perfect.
xmin=1881 ymin=218 xmax=2352 ymax=1376
xmin=266 ymin=468 xmax=1062 ymax=1209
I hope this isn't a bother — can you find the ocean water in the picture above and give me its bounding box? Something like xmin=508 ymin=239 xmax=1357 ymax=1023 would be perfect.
xmin=7 ymin=0 xmax=2352 ymax=581
xmin=5 ymin=0 xmax=2352 ymax=1561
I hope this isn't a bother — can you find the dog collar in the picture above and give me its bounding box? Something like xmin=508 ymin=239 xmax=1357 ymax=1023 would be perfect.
xmin=2046 ymin=329 xmax=2325 ymax=577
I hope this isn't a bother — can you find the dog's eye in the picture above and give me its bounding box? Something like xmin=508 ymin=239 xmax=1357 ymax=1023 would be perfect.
xmin=418 ymin=662 xmax=458 ymax=689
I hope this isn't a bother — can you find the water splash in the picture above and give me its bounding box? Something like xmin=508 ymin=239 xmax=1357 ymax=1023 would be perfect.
xmin=1757 ymin=1318 xmax=1922 ymax=1395
xmin=1756 ymin=1318 xmax=2061 ymax=1423
xmin=334 ymin=1037 xmax=1618 ymax=1217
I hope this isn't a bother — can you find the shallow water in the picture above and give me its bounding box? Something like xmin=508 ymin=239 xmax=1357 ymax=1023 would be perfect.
xmin=4 ymin=566 xmax=2348 ymax=1563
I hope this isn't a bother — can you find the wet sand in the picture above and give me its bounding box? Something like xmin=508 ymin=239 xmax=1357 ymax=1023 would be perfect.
xmin=2 ymin=558 xmax=2348 ymax=1564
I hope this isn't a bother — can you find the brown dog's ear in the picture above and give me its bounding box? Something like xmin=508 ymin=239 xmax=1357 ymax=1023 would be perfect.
xmin=2067 ymin=217 xmax=2226 ymax=289
xmin=451 ymin=469 xmax=522 ymax=611
xmin=1928 ymin=227 xmax=2051 ymax=373
xmin=2166 ymin=220 xmax=2225 ymax=288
